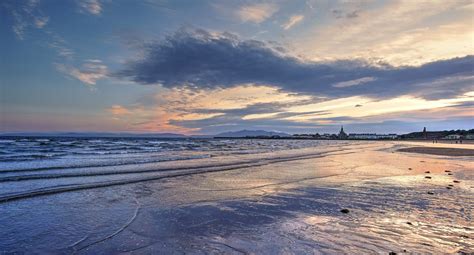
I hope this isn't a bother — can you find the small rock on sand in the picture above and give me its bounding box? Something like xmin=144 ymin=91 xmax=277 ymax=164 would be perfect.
xmin=425 ymin=171 xmax=430 ymax=173
xmin=340 ymin=209 xmax=350 ymax=214
xmin=453 ymin=180 xmax=460 ymax=183
xmin=389 ymin=252 xmax=397 ymax=255
xmin=406 ymin=222 xmax=412 ymax=225
xmin=408 ymin=168 xmax=412 ymax=170
xmin=448 ymin=184 xmax=454 ymax=187
xmin=425 ymin=176 xmax=431 ymax=179
xmin=445 ymin=170 xmax=451 ymax=172
xmin=446 ymin=187 xmax=452 ymax=189
xmin=427 ymin=192 xmax=434 ymax=195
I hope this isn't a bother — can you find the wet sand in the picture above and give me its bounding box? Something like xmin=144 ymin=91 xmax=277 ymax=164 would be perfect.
xmin=0 ymin=141 xmax=472 ymax=254
xmin=398 ymin=146 xmax=474 ymax=156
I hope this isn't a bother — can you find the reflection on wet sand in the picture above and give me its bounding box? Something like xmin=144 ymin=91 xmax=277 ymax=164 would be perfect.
xmin=0 ymin=141 xmax=472 ymax=254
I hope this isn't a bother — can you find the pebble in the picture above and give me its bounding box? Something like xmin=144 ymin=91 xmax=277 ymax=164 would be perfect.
xmin=445 ymin=170 xmax=451 ymax=172
xmin=340 ymin=209 xmax=350 ymax=214
xmin=425 ymin=171 xmax=430 ymax=173
xmin=448 ymin=173 xmax=453 ymax=175
xmin=389 ymin=252 xmax=397 ymax=255
xmin=453 ymin=180 xmax=460 ymax=183
xmin=446 ymin=187 xmax=452 ymax=189
xmin=425 ymin=176 xmax=431 ymax=179
xmin=408 ymin=168 xmax=412 ymax=170
xmin=427 ymin=192 xmax=434 ymax=195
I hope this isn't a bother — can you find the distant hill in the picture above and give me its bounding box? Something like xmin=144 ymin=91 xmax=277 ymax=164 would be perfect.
xmin=0 ymin=132 xmax=187 ymax=138
xmin=214 ymin=129 xmax=290 ymax=138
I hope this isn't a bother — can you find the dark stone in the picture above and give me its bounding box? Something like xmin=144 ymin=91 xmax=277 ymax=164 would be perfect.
xmin=448 ymin=173 xmax=453 ymax=175
xmin=340 ymin=209 xmax=350 ymax=214
xmin=408 ymin=168 xmax=412 ymax=170
xmin=425 ymin=176 xmax=431 ymax=179
xmin=446 ymin=187 xmax=452 ymax=189
xmin=389 ymin=252 xmax=397 ymax=255
xmin=453 ymin=180 xmax=460 ymax=183
xmin=425 ymin=171 xmax=430 ymax=173
xmin=448 ymin=184 xmax=454 ymax=187
xmin=406 ymin=222 xmax=412 ymax=225
xmin=427 ymin=192 xmax=434 ymax=195
xmin=445 ymin=170 xmax=451 ymax=172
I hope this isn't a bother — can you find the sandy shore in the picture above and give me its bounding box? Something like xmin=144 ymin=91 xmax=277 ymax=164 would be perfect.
xmin=398 ymin=146 xmax=474 ymax=156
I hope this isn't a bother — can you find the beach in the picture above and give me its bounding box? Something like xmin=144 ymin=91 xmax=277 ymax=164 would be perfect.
xmin=0 ymin=139 xmax=472 ymax=254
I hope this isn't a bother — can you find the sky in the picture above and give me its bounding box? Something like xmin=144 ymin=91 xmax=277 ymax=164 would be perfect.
xmin=0 ymin=0 xmax=473 ymax=135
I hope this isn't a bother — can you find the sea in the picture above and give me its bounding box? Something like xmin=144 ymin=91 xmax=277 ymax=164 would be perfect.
xmin=0 ymin=137 xmax=472 ymax=254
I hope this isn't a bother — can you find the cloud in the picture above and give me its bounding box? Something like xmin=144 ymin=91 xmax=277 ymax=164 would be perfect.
xmin=108 ymin=105 xmax=131 ymax=115
xmin=332 ymin=9 xmax=359 ymax=19
xmin=34 ymin=15 xmax=48 ymax=28
xmin=77 ymin=0 xmax=102 ymax=15
xmin=299 ymin=1 xmax=474 ymax=65
xmin=332 ymin=77 xmax=376 ymax=88
xmin=167 ymin=93 xmax=474 ymax=134
xmin=2 ymin=0 xmax=49 ymax=40
xmin=282 ymin=15 xmax=304 ymax=30
xmin=236 ymin=3 xmax=278 ymax=23
xmin=58 ymin=59 xmax=108 ymax=85
xmin=117 ymin=29 xmax=474 ymax=100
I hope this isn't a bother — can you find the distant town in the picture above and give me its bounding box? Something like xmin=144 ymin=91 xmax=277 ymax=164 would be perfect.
xmin=215 ymin=127 xmax=474 ymax=141
xmin=1 ymin=128 xmax=473 ymax=141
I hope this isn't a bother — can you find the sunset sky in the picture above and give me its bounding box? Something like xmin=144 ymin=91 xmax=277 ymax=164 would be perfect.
xmin=1 ymin=0 xmax=473 ymax=134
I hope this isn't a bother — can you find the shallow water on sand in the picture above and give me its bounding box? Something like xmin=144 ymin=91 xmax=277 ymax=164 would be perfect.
xmin=0 ymin=140 xmax=472 ymax=254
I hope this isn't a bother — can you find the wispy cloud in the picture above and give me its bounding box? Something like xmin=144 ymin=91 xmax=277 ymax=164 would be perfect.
xmin=332 ymin=77 xmax=376 ymax=88
xmin=236 ymin=3 xmax=278 ymax=23
xmin=108 ymin=105 xmax=131 ymax=116
xmin=58 ymin=60 xmax=108 ymax=85
xmin=34 ymin=15 xmax=49 ymax=28
xmin=77 ymin=0 xmax=102 ymax=15
xmin=282 ymin=15 xmax=304 ymax=30
xmin=3 ymin=0 xmax=49 ymax=40
xmin=299 ymin=1 xmax=474 ymax=65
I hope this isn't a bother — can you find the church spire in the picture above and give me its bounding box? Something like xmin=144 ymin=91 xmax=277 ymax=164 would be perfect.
xmin=338 ymin=126 xmax=348 ymax=139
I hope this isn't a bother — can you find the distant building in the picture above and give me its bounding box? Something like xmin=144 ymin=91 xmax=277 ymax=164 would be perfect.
xmin=465 ymin=134 xmax=474 ymax=140
xmin=443 ymin=134 xmax=461 ymax=140
xmin=338 ymin=126 xmax=348 ymax=139
xmin=320 ymin=133 xmax=332 ymax=139
xmin=348 ymin=133 xmax=398 ymax=140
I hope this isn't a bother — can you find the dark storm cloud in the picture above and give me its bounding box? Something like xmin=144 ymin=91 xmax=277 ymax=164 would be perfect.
xmin=117 ymin=29 xmax=474 ymax=100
